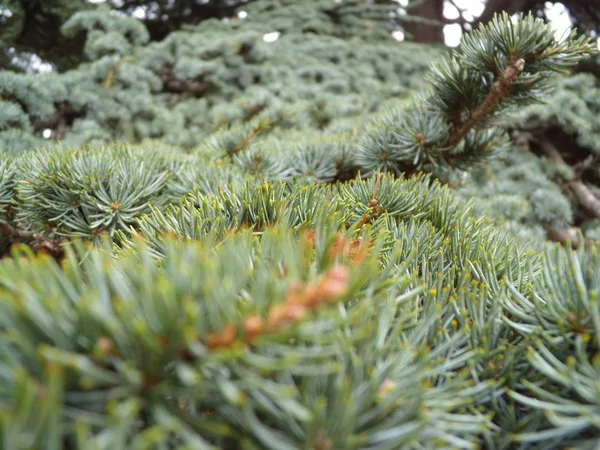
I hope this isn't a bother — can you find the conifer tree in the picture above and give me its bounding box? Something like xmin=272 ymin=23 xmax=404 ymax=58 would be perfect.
xmin=0 ymin=2 xmax=599 ymax=447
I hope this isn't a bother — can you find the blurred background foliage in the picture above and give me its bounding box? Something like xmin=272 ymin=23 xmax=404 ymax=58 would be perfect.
xmin=1 ymin=0 xmax=600 ymax=245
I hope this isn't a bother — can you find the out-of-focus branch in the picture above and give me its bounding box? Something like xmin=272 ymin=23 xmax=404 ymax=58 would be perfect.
xmin=0 ymin=222 xmax=64 ymax=260
xmin=537 ymin=137 xmax=600 ymax=220
xmin=544 ymin=225 xmax=581 ymax=248
xmin=159 ymin=72 xmax=213 ymax=97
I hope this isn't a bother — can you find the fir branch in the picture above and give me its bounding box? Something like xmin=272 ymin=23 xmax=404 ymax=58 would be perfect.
xmin=103 ymin=58 xmax=136 ymax=89
xmin=232 ymin=119 xmax=271 ymax=155
xmin=447 ymin=57 xmax=525 ymax=148
xmin=206 ymin=265 xmax=350 ymax=349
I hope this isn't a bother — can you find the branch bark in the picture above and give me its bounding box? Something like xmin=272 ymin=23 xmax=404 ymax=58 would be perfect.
xmin=32 ymin=102 xmax=78 ymax=141
xmin=447 ymin=58 xmax=525 ymax=147
xmin=544 ymin=225 xmax=581 ymax=248
xmin=537 ymin=137 xmax=600 ymax=220
xmin=403 ymin=0 xmax=445 ymax=44
xmin=568 ymin=180 xmax=600 ymax=219
xmin=474 ymin=0 xmax=532 ymax=28
xmin=159 ymin=72 xmax=213 ymax=97
xmin=0 ymin=222 xmax=64 ymax=261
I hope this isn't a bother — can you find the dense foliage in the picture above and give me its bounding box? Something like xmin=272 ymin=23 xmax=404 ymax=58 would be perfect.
xmin=0 ymin=1 xmax=438 ymax=151
xmin=1 ymin=0 xmax=600 ymax=448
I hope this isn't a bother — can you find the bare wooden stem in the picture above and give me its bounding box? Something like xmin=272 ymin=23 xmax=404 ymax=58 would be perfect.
xmin=447 ymin=58 xmax=525 ymax=148
xmin=0 ymin=222 xmax=64 ymax=261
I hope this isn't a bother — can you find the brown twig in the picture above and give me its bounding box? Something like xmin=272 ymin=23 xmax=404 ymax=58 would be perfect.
xmin=573 ymin=154 xmax=595 ymax=179
xmin=508 ymin=132 xmax=600 ymax=247
xmin=537 ymin=137 xmax=600 ymax=220
xmin=537 ymin=136 xmax=562 ymax=163
xmin=447 ymin=58 xmax=525 ymax=148
xmin=0 ymin=222 xmax=64 ymax=261
xmin=32 ymin=101 xmax=79 ymax=141
xmin=159 ymin=72 xmax=213 ymax=97
xmin=365 ymin=172 xmax=385 ymax=217
xmin=232 ymin=120 xmax=271 ymax=155
xmin=568 ymin=180 xmax=600 ymax=219
xmin=103 ymin=58 xmax=136 ymax=89
xmin=240 ymin=101 xmax=267 ymax=122
xmin=55 ymin=103 xmax=68 ymax=141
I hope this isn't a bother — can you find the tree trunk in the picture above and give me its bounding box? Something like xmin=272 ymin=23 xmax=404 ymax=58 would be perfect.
xmin=475 ymin=0 xmax=538 ymax=27
xmin=404 ymin=0 xmax=445 ymax=44
xmin=477 ymin=0 xmax=600 ymax=29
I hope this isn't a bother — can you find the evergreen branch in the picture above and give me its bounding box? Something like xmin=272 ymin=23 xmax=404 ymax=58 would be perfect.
xmin=358 ymin=172 xmax=384 ymax=227
xmin=103 ymin=57 xmax=136 ymax=89
xmin=206 ymin=265 xmax=350 ymax=349
xmin=421 ymin=12 xmax=596 ymax=174
xmin=232 ymin=119 xmax=271 ymax=155
xmin=447 ymin=57 xmax=525 ymax=148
